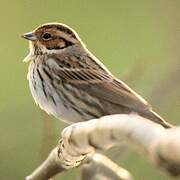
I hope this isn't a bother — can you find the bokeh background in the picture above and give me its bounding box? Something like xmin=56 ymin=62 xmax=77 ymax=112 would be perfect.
xmin=0 ymin=0 xmax=180 ymax=179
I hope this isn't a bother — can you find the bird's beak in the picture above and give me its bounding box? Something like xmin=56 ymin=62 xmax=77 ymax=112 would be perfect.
xmin=21 ymin=32 xmax=37 ymax=41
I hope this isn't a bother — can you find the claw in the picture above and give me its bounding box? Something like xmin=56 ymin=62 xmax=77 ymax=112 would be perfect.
xmin=57 ymin=139 xmax=64 ymax=159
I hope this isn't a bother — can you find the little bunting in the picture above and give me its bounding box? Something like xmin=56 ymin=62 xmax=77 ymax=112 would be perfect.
xmin=22 ymin=23 xmax=173 ymax=128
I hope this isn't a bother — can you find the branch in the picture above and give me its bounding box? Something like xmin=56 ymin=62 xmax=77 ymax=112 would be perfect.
xmin=60 ymin=114 xmax=180 ymax=176
xmin=26 ymin=114 xmax=180 ymax=179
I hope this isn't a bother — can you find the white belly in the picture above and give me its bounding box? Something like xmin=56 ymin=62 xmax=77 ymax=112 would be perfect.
xmin=27 ymin=62 xmax=85 ymax=123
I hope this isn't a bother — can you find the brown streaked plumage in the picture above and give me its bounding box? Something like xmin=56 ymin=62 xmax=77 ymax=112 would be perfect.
xmin=22 ymin=23 xmax=173 ymax=128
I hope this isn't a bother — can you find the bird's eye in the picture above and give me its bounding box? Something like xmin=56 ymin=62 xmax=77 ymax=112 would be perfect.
xmin=42 ymin=32 xmax=52 ymax=40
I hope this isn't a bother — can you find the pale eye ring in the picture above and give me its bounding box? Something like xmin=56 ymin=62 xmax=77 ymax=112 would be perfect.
xmin=42 ymin=32 xmax=52 ymax=40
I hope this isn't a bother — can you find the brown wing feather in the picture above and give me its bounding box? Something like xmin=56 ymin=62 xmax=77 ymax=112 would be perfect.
xmin=53 ymin=65 xmax=151 ymax=112
xmin=74 ymin=78 xmax=151 ymax=112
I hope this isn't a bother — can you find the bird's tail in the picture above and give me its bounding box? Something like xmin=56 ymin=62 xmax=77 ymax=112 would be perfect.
xmin=139 ymin=110 xmax=173 ymax=128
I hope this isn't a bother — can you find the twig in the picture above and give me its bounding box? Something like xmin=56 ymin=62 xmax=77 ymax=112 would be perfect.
xmin=26 ymin=148 xmax=132 ymax=180
xmin=81 ymin=153 xmax=132 ymax=180
xmin=26 ymin=148 xmax=66 ymax=180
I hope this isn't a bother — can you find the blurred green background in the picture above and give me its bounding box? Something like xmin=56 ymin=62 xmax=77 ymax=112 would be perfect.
xmin=0 ymin=0 xmax=180 ymax=179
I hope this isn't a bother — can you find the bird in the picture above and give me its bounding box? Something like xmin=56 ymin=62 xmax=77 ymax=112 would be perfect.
xmin=21 ymin=23 xmax=172 ymax=128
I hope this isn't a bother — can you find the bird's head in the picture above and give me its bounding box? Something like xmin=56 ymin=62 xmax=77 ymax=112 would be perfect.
xmin=22 ymin=23 xmax=83 ymax=58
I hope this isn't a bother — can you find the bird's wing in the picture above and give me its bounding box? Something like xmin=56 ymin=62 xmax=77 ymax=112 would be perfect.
xmin=79 ymin=78 xmax=151 ymax=112
xmin=54 ymin=67 xmax=151 ymax=112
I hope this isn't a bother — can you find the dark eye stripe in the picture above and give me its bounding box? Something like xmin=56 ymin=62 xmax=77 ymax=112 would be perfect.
xmin=46 ymin=37 xmax=74 ymax=50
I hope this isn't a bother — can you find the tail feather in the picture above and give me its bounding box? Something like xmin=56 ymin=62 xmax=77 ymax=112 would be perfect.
xmin=139 ymin=110 xmax=173 ymax=128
